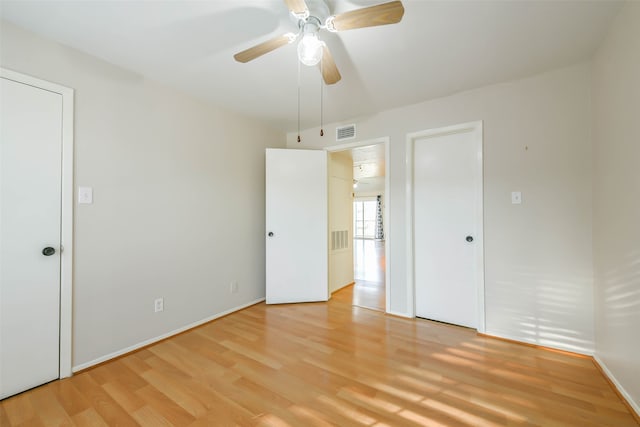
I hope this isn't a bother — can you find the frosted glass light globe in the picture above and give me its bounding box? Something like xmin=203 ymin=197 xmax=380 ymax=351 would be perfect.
xmin=297 ymin=33 xmax=324 ymax=66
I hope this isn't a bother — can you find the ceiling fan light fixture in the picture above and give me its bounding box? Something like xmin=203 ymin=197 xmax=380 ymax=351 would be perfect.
xmin=234 ymin=1 xmax=405 ymax=84
xmin=297 ymin=32 xmax=324 ymax=66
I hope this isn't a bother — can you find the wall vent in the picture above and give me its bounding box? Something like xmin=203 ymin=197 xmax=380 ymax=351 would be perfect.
xmin=331 ymin=230 xmax=349 ymax=251
xmin=336 ymin=124 xmax=356 ymax=141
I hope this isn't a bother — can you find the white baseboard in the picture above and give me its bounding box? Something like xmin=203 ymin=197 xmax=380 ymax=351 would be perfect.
xmin=72 ymin=297 xmax=265 ymax=372
xmin=482 ymin=330 xmax=594 ymax=356
xmin=331 ymin=281 xmax=354 ymax=294
xmin=593 ymin=354 xmax=640 ymax=417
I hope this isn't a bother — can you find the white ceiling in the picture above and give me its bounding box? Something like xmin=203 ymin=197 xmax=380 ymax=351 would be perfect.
xmin=0 ymin=0 xmax=622 ymax=133
xmin=347 ymin=143 xmax=385 ymax=192
xmin=352 ymin=143 xmax=385 ymax=178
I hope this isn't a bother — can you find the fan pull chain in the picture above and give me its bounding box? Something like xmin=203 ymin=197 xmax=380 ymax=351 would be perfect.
xmin=320 ymin=59 xmax=324 ymax=137
xmin=297 ymin=59 xmax=301 ymax=143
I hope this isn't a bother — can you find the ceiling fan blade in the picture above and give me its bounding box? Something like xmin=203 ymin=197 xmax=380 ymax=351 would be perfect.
xmin=283 ymin=0 xmax=309 ymax=15
xmin=234 ymin=34 xmax=293 ymax=63
xmin=330 ymin=1 xmax=405 ymax=31
xmin=320 ymin=45 xmax=341 ymax=85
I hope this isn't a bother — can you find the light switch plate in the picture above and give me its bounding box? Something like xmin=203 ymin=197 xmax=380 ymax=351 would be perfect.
xmin=511 ymin=191 xmax=522 ymax=204
xmin=78 ymin=187 xmax=93 ymax=204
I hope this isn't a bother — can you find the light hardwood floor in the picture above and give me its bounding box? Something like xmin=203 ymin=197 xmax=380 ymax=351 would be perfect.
xmin=2 ymin=286 xmax=638 ymax=427
xmin=353 ymin=239 xmax=385 ymax=312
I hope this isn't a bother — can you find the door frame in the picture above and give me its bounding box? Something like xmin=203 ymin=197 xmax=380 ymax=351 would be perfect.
xmin=325 ymin=137 xmax=391 ymax=314
xmin=1 ymin=68 xmax=74 ymax=377
xmin=405 ymin=121 xmax=485 ymax=332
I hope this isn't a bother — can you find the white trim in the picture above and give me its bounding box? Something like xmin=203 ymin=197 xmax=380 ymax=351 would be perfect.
xmin=1 ymin=68 xmax=74 ymax=378
xmin=405 ymin=135 xmax=415 ymax=317
xmin=594 ymin=355 xmax=640 ymax=417
xmin=325 ymin=137 xmax=391 ymax=314
xmin=405 ymin=121 xmax=485 ymax=332
xmin=324 ymin=138 xmax=386 ymax=153
xmin=484 ymin=330 xmax=592 ymax=356
xmin=73 ymin=297 xmax=266 ymax=372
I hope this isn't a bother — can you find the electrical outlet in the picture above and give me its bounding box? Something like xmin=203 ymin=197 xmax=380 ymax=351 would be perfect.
xmin=154 ymin=298 xmax=164 ymax=313
xmin=230 ymin=282 xmax=238 ymax=294
xmin=511 ymin=191 xmax=522 ymax=204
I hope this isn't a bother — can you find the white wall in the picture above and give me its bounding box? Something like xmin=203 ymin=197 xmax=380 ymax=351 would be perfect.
xmin=328 ymin=151 xmax=354 ymax=292
xmin=288 ymin=63 xmax=595 ymax=353
xmin=592 ymin=2 xmax=640 ymax=412
xmin=0 ymin=21 xmax=285 ymax=368
xmin=354 ymin=190 xmax=384 ymax=198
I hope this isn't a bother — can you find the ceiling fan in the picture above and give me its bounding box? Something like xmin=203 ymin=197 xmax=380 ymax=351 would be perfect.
xmin=233 ymin=0 xmax=405 ymax=85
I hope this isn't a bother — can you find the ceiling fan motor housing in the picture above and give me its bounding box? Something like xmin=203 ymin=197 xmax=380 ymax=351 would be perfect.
xmin=289 ymin=0 xmax=331 ymax=28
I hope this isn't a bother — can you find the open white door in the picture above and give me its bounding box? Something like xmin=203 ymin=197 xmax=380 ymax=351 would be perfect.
xmin=1 ymin=77 xmax=62 ymax=398
xmin=266 ymin=148 xmax=328 ymax=304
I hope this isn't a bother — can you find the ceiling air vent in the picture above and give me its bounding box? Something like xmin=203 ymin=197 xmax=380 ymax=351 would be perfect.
xmin=336 ymin=124 xmax=356 ymax=141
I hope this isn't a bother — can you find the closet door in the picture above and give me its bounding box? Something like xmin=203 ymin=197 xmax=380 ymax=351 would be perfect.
xmin=412 ymin=124 xmax=483 ymax=329
xmin=1 ymin=76 xmax=62 ymax=398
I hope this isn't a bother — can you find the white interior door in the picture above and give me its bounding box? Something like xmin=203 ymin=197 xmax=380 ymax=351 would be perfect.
xmin=0 ymin=77 xmax=62 ymax=399
xmin=266 ymin=148 xmax=328 ymax=304
xmin=412 ymin=124 xmax=483 ymax=329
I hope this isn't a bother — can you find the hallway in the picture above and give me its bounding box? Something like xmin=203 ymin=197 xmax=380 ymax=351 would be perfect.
xmin=352 ymin=238 xmax=385 ymax=311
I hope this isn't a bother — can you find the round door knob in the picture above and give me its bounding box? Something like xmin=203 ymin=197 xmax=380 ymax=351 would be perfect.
xmin=42 ymin=247 xmax=56 ymax=256
xmin=465 ymin=236 xmax=474 ymax=243
xmin=268 ymin=232 xmax=274 ymax=237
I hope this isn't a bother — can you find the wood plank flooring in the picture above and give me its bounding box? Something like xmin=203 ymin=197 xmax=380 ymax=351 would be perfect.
xmin=352 ymin=279 xmax=385 ymax=312
xmin=353 ymin=239 xmax=385 ymax=312
xmin=2 ymin=286 xmax=637 ymax=426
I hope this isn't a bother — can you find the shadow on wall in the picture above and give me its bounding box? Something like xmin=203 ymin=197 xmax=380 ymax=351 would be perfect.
xmin=601 ymin=250 xmax=640 ymax=325
xmin=488 ymin=268 xmax=595 ymax=354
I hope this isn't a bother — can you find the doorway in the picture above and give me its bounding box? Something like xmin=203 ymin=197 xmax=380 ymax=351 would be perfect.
xmin=407 ymin=121 xmax=485 ymax=331
xmin=352 ymin=197 xmax=385 ymax=312
xmin=327 ymin=138 xmax=388 ymax=312
xmin=0 ymin=69 xmax=74 ymax=398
